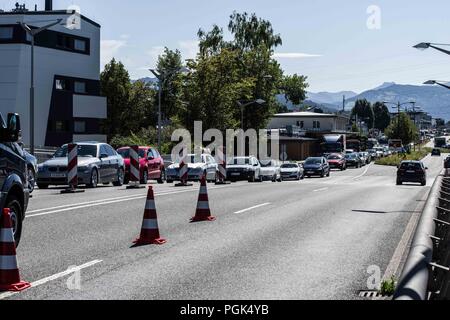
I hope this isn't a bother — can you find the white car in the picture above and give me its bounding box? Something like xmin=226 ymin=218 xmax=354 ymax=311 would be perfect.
xmin=166 ymin=154 xmax=218 ymax=183
xmin=373 ymin=147 xmax=385 ymax=158
xmin=259 ymin=159 xmax=282 ymax=182
xmin=280 ymin=163 xmax=304 ymax=181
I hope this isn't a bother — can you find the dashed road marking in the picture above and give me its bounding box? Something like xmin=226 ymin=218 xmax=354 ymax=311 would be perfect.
xmin=235 ymin=203 xmax=271 ymax=214
xmin=313 ymin=188 xmax=329 ymax=192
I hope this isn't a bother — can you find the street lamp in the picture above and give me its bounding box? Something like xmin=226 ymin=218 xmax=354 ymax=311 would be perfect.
xmin=414 ymin=42 xmax=450 ymax=56
xmin=424 ymin=80 xmax=450 ymax=90
xmin=150 ymin=67 xmax=190 ymax=151
xmin=236 ymin=99 xmax=266 ymax=130
xmin=19 ymin=19 xmax=62 ymax=155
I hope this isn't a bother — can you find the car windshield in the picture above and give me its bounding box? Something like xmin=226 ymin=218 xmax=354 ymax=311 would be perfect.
xmin=328 ymin=155 xmax=341 ymax=160
xmin=345 ymin=154 xmax=356 ymax=159
xmin=54 ymin=145 xmax=98 ymax=158
xmin=118 ymin=148 xmax=146 ymax=159
xmin=305 ymin=158 xmax=322 ymax=165
xmin=260 ymin=161 xmax=275 ymax=167
xmin=228 ymin=158 xmax=251 ymax=165
xmin=281 ymin=164 xmax=298 ymax=168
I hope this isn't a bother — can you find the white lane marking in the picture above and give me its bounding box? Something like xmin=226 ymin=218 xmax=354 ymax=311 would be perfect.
xmin=235 ymin=203 xmax=271 ymax=214
xmin=313 ymin=188 xmax=329 ymax=192
xmin=26 ymin=184 xmax=244 ymax=219
xmin=0 ymin=259 xmax=102 ymax=300
xmin=352 ymin=163 xmax=373 ymax=180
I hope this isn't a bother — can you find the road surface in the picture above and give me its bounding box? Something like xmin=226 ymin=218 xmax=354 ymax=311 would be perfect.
xmin=1 ymin=154 xmax=445 ymax=300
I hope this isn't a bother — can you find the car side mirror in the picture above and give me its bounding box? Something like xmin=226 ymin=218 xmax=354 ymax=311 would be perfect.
xmin=254 ymin=163 xmax=259 ymax=167
xmin=100 ymin=153 xmax=108 ymax=159
xmin=0 ymin=113 xmax=21 ymax=142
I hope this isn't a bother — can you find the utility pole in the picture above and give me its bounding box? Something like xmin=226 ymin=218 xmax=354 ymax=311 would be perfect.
xmin=342 ymin=95 xmax=346 ymax=113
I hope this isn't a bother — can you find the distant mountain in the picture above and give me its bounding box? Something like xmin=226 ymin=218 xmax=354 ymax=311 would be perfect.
xmin=347 ymin=83 xmax=450 ymax=120
xmin=276 ymin=94 xmax=341 ymax=114
xmin=307 ymin=90 xmax=358 ymax=105
xmin=372 ymin=82 xmax=396 ymax=90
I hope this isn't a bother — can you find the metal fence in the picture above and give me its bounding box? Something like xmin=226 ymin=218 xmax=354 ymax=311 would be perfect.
xmin=394 ymin=171 xmax=450 ymax=300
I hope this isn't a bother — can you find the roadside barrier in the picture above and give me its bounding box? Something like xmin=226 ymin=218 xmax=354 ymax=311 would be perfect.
xmin=61 ymin=144 xmax=84 ymax=194
xmin=175 ymin=157 xmax=192 ymax=187
xmin=134 ymin=186 xmax=166 ymax=246
xmin=191 ymin=175 xmax=216 ymax=223
xmin=215 ymin=147 xmax=230 ymax=185
xmin=395 ymin=171 xmax=450 ymax=300
xmin=127 ymin=145 xmax=144 ymax=189
xmin=0 ymin=209 xmax=31 ymax=292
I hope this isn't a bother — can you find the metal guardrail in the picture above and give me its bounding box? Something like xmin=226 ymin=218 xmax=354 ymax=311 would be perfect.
xmin=394 ymin=171 xmax=450 ymax=300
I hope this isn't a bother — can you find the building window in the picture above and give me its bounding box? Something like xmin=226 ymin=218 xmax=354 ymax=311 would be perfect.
xmin=74 ymin=121 xmax=86 ymax=133
xmin=51 ymin=120 xmax=69 ymax=132
xmin=297 ymin=121 xmax=304 ymax=129
xmin=313 ymin=121 xmax=321 ymax=129
xmin=74 ymin=81 xmax=86 ymax=94
xmin=0 ymin=27 xmax=13 ymax=40
xmin=74 ymin=39 xmax=86 ymax=52
xmin=55 ymin=79 xmax=67 ymax=90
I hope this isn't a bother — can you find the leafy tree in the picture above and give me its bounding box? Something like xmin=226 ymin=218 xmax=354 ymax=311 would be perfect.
xmin=156 ymin=48 xmax=184 ymax=122
xmin=385 ymin=112 xmax=418 ymax=144
xmin=121 ymin=80 xmax=156 ymax=133
xmin=100 ymin=59 xmax=132 ymax=138
xmin=373 ymin=102 xmax=391 ymax=131
xmin=281 ymin=74 xmax=309 ymax=105
xmin=351 ymin=99 xmax=375 ymax=129
xmin=436 ymin=118 xmax=446 ymax=127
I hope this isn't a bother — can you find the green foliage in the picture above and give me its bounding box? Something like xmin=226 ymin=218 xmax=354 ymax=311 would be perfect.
xmin=373 ymin=102 xmax=391 ymax=131
xmin=281 ymin=74 xmax=309 ymax=106
xmin=385 ymin=112 xmax=418 ymax=145
xmin=380 ymin=276 xmax=397 ymax=296
xmin=100 ymin=59 xmax=132 ymax=138
xmin=351 ymin=99 xmax=375 ymax=129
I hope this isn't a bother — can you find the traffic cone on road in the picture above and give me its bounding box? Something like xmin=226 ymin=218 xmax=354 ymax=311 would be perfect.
xmin=0 ymin=209 xmax=31 ymax=292
xmin=191 ymin=176 xmax=216 ymax=223
xmin=134 ymin=186 xmax=166 ymax=246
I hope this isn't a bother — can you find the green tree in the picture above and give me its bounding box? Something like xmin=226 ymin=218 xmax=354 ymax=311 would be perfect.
xmin=155 ymin=48 xmax=184 ymax=122
xmin=352 ymin=99 xmax=375 ymax=129
xmin=281 ymin=74 xmax=309 ymax=105
xmin=100 ymin=58 xmax=132 ymax=138
xmin=385 ymin=112 xmax=418 ymax=144
xmin=373 ymin=102 xmax=391 ymax=131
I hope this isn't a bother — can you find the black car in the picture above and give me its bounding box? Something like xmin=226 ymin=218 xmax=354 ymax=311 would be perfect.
xmin=345 ymin=153 xmax=363 ymax=168
xmin=0 ymin=113 xmax=29 ymax=246
xmin=397 ymin=161 xmax=427 ymax=186
xmin=432 ymin=148 xmax=441 ymax=156
xmin=303 ymin=157 xmax=330 ymax=178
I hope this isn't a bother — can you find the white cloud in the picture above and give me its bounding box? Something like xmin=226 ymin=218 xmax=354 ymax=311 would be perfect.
xmin=179 ymin=40 xmax=200 ymax=60
xmin=273 ymin=52 xmax=322 ymax=59
xmin=147 ymin=46 xmax=166 ymax=60
xmin=101 ymin=40 xmax=127 ymax=67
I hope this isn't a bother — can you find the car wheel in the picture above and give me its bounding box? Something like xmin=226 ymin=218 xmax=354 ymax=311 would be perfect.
xmin=248 ymin=172 xmax=255 ymax=183
xmin=37 ymin=184 xmax=49 ymax=189
xmin=272 ymin=175 xmax=277 ymax=183
xmin=327 ymin=171 xmax=330 ymax=177
xmin=27 ymin=166 xmax=36 ymax=193
xmin=140 ymin=170 xmax=148 ymax=185
xmin=157 ymin=170 xmax=166 ymax=184
xmin=397 ymin=179 xmax=402 ymax=186
xmin=87 ymin=168 xmax=98 ymax=188
xmin=113 ymin=168 xmax=124 ymax=187
xmin=6 ymin=196 xmax=22 ymax=247
xmin=320 ymin=170 xmax=325 ymax=178
xmin=421 ymin=180 xmax=426 ymax=186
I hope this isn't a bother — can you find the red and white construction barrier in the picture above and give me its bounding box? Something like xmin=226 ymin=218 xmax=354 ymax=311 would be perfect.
xmin=216 ymin=147 xmax=230 ymax=185
xmin=127 ymin=145 xmax=144 ymax=189
xmin=61 ymin=144 xmax=84 ymax=194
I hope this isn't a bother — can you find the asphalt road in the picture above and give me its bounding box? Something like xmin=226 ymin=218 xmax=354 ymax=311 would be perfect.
xmin=0 ymin=153 xmax=445 ymax=300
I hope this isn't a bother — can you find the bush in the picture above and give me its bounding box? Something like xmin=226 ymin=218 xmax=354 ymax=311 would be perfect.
xmin=375 ymin=150 xmax=429 ymax=167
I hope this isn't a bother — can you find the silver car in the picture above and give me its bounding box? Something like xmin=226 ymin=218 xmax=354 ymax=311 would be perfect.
xmin=166 ymin=154 xmax=219 ymax=183
xmin=36 ymin=142 xmax=125 ymax=189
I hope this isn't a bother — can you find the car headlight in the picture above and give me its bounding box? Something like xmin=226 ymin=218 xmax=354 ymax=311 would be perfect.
xmin=38 ymin=165 xmax=46 ymax=173
xmin=78 ymin=166 xmax=90 ymax=173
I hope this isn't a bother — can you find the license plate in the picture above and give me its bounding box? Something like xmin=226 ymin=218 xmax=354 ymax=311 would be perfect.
xmin=407 ymin=170 xmax=415 ymax=174
xmin=231 ymin=173 xmax=241 ymax=176
xmin=51 ymin=173 xmax=66 ymax=178
xmin=307 ymin=171 xmax=314 ymax=174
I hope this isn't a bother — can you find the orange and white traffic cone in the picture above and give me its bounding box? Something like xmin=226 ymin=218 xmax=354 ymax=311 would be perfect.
xmin=191 ymin=175 xmax=216 ymax=223
xmin=0 ymin=209 xmax=31 ymax=292
xmin=134 ymin=186 xmax=166 ymax=245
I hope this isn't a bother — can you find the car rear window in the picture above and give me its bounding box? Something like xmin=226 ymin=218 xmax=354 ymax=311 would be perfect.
xmin=400 ymin=163 xmax=422 ymax=170
xmin=117 ymin=148 xmax=146 ymax=158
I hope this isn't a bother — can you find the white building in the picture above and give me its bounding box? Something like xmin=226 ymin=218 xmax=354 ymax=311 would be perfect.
xmin=267 ymin=112 xmax=350 ymax=133
xmin=0 ymin=1 xmax=106 ymax=147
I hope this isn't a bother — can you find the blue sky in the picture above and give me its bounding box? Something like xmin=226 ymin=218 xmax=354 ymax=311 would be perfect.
xmin=2 ymin=0 xmax=450 ymax=93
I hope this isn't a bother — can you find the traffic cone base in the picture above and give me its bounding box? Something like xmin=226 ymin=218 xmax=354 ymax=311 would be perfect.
xmin=0 ymin=209 xmax=30 ymax=292
xmin=134 ymin=237 xmax=167 ymax=246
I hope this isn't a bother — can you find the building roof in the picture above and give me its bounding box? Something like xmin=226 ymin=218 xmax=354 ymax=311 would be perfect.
xmin=0 ymin=10 xmax=100 ymax=28
xmin=272 ymin=111 xmax=347 ymax=118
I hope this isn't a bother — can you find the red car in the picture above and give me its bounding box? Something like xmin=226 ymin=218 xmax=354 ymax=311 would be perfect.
xmin=327 ymin=153 xmax=347 ymax=171
xmin=117 ymin=146 xmax=165 ymax=184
